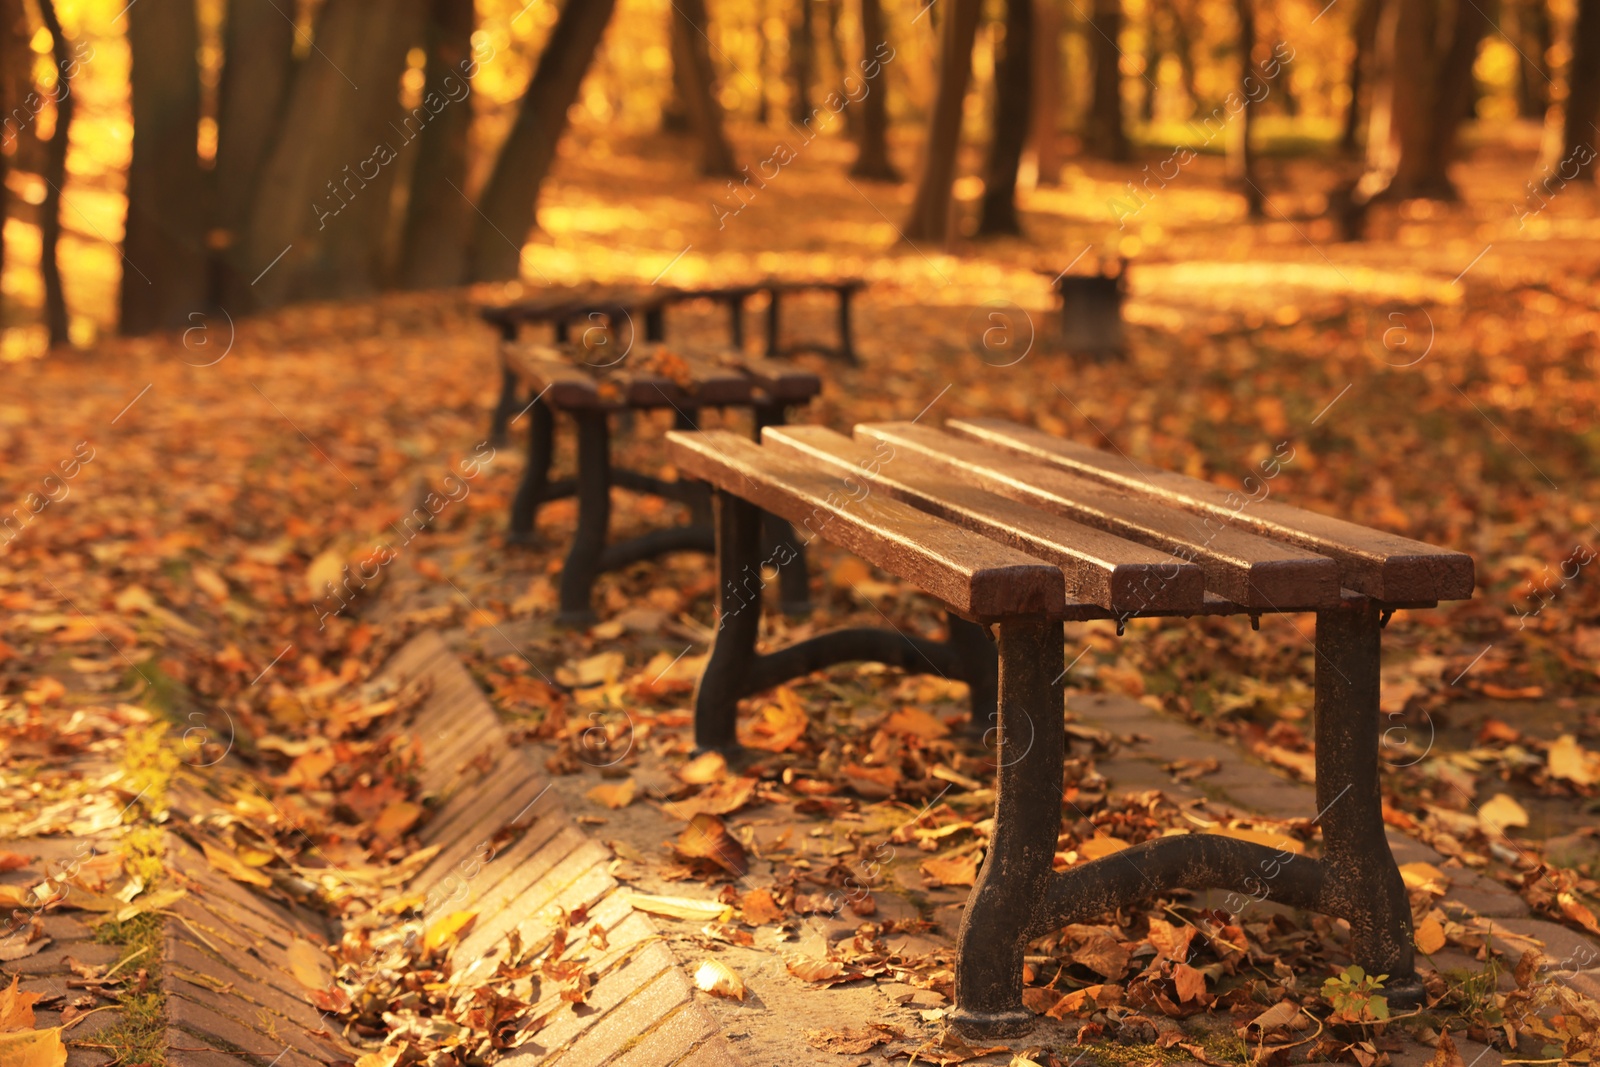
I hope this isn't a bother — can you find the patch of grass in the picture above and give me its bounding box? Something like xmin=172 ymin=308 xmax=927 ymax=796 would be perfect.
xmin=91 ymin=912 xmax=167 ymax=1067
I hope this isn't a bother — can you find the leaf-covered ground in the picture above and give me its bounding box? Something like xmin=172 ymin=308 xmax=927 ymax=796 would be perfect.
xmin=4 ymin=125 xmax=1600 ymax=1065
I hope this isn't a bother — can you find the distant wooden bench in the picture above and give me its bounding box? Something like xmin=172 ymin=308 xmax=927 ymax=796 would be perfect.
xmin=482 ymin=278 xmax=865 ymax=444
xmin=504 ymin=342 xmax=821 ymax=623
xmin=665 ymin=417 xmax=1473 ymax=1039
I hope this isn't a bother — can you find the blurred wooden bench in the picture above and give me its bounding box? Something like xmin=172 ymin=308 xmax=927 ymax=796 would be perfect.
xmin=666 ymin=416 xmax=1473 ymax=1039
xmin=1039 ymin=257 xmax=1126 ymax=359
xmin=504 ymin=342 xmax=821 ymax=623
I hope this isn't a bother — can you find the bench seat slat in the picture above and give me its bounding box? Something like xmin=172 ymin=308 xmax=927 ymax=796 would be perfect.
xmin=666 ymin=430 xmax=1067 ymax=618
xmin=947 ymin=417 xmax=1474 ymax=602
xmin=854 ymin=423 xmax=1342 ymax=611
xmin=763 ymin=426 xmax=1206 ymax=614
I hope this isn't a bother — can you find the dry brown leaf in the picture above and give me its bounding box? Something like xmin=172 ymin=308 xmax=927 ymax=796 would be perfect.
xmin=1077 ymin=835 xmax=1131 ymax=860
xmin=586 ymin=778 xmax=637 ymax=810
xmin=738 ymin=688 xmax=808 ymax=752
xmin=423 ymin=911 xmax=477 ymax=953
xmin=0 ymin=977 xmax=42 ymax=1031
xmin=0 ymin=1027 xmax=66 ymax=1067
xmin=629 ymin=894 xmax=729 ymax=922
xmin=693 ymin=960 xmax=746 ymax=1000
xmin=739 ymin=887 xmax=785 ymax=925
xmin=286 ymin=938 xmax=330 ymax=992
xmin=1207 ymin=826 xmax=1305 ymax=854
xmin=1548 ymin=734 xmax=1599 ymax=786
xmin=842 ymin=762 xmax=901 ymax=799
xmin=674 ymin=813 xmax=749 ymax=876
xmin=1429 ymin=1029 xmax=1465 ymax=1067
xmin=883 ymin=706 xmax=950 ymax=740
xmin=1478 ymin=793 xmax=1529 ymax=836
xmin=1071 ymin=935 xmax=1130 ymax=980
xmin=201 ymin=840 xmax=273 ymax=888
xmin=786 ymin=956 xmax=845 ymax=982
xmin=1173 ymin=962 xmax=1208 ymax=1003
xmin=805 ymin=1024 xmax=902 ymax=1054
xmin=0 ymin=854 xmax=30 ymax=874
xmin=671 ymin=777 xmax=757 ymax=819
xmin=919 ymin=849 xmax=980 ymax=887
xmin=1415 ymin=911 xmax=1448 ymax=954
xmin=678 ymin=750 xmax=727 ymax=785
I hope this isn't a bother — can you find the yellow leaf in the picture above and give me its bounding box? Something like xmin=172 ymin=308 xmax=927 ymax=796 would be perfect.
xmin=1207 ymin=826 xmax=1305 ymax=854
xmin=285 ymin=938 xmax=330 ymax=992
xmin=423 ymin=911 xmax=478 ymax=953
xmin=0 ymin=1027 xmax=66 ymax=1067
xmin=1478 ymin=793 xmax=1528 ymax=836
xmin=372 ymin=801 xmax=423 ymax=842
xmin=920 ymin=849 xmax=980 ymax=887
xmin=1415 ymin=911 xmax=1448 ymax=954
xmin=306 ymin=549 xmax=345 ymax=600
xmin=1077 ymin=835 xmax=1131 ymax=860
xmin=1548 ymin=735 xmax=1599 ymax=786
xmin=0 ymin=976 xmax=43 ymax=1031
xmin=1400 ymin=862 xmax=1451 ymax=895
xmin=693 ymin=960 xmax=746 ymax=1000
xmin=201 ymin=841 xmax=273 ymax=888
xmin=586 ymin=778 xmax=637 ymax=810
xmin=628 ymin=893 xmax=730 ymax=922
xmin=354 ymin=1045 xmax=404 ymax=1067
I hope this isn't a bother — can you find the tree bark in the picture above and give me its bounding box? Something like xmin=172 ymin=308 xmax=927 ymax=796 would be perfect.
xmin=1511 ymin=0 xmax=1551 ymax=119
xmin=122 ymin=0 xmax=208 ymax=335
xmin=1167 ymin=0 xmax=1199 ymax=112
xmin=1230 ymin=0 xmax=1262 ymax=216
xmin=1340 ymin=0 xmax=1381 ymax=155
xmin=38 ymin=0 xmax=69 ymax=346
xmin=213 ymin=0 xmax=298 ymax=308
xmin=1030 ymin=0 xmax=1063 ymax=184
xmin=1084 ymin=0 xmax=1128 ymax=159
xmin=242 ymin=0 xmax=425 ymax=307
xmin=0 ymin=0 xmax=28 ymax=296
xmin=673 ymin=0 xmax=738 ymax=176
xmin=901 ymin=0 xmax=981 ymax=243
xmin=466 ymin=0 xmax=616 ymax=282
xmin=1564 ymin=0 xmax=1600 ymax=170
xmin=1140 ymin=10 xmax=1160 ymax=122
xmin=850 ymin=0 xmax=900 ymax=179
xmin=397 ymin=0 xmax=476 ymax=288
xmin=790 ymin=0 xmax=815 ymax=123
xmin=826 ymin=0 xmax=856 ymax=136
xmin=977 ymin=0 xmax=1032 ymax=236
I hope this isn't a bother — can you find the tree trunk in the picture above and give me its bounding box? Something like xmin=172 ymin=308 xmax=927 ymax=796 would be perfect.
xmin=397 ymin=0 xmax=476 ymax=289
xmin=662 ymin=23 xmax=690 ymax=132
xmin=1140 ymin=10 xmax=1160 ymax=122
xmin=1230 ymin=0 xmax=1262 ymax=216
xmin=122 ymin=0 xmax=208 ymax=335
xmin=978 ymin=0 xmax=1032 ymax=236
xmin=242 ymin=0 xmax=424 ymax=308
xmin=1030 ymin=0 xmax=1063 ymax=184
xmin=826 ymin=0 xmax=856 ymax=135
xmin=38 ymin=0 xmax=69 ymax=346
xmin=467 ymin=0 xmax=616 ymax=282
xmin=673 ymin=0 xmax=738 ymax=176
xmin=1512 ymin=0 xmax=1551 ymax=119
xmin=757 ymin=0 xmax=771 ymax=124
xmin=0 ymin=0 xmax=28 ymax=298
xmin=790 ymin=0 xmax=815 ymax=123
xmin=1084 ymin=0 xmax=1128 ymax=159
xmin=850 ymin=0 xmax=900 ymax=179
xmin=1340 ymin=0 xmax=1381 ymax=155
xmin=213 ymin=0 xmax=298 ymax=308
xmin=1167 ymin=0 xmax=1199 ymax=113
xmin=1564 ymin=0 xmax=1600 ymax=169
xmin=901 ymin=0 xmax=981 ymax=243
xmin=1420 ymin=0 xmax=1494 ymax=180
xmin=1375 ymin=0 xmax=1492 ymax=200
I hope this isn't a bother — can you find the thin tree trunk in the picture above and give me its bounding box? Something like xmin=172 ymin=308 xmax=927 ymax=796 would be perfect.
xmin=757 ymin=0 xmax=771 ymax=124
xmin=0 ymin=0 xmax=27 ymax=299
xmin=662 ymin=23 xmax=690 ymax=132
xmin=850 ymin=0 xmax=900 ymax=180
xmin=1512 ymin=0 xmax=1551 ymax=118
xmin=213 ymin=0 xmax=298 ymax=308
xmin=1375 ymin=0 xmax=1491 ymax=200
xmin=1340 ymin=0 xmax=1381 ymax=155
xmin=978 ymin=0 xmax=1032 ymax=236
xmin=122 ymin=0 xmax=208 ymax=335
xmin=1419 ymin=0 xmax=1494 ymax=188
xmin=901 ymin=0 xmax=981 ymax=243
xmin=673 ymin=0 xmax=738 ymax=176
xmin=1167 ymin=0 xmax=1199 ymax=113
xmin=826 ymin=0 xmax=856 ymax=136
xmin=397 ymin=0 xmax=476 ymax=288
xmin=467 ymin=0 xmax=617 ymax=282
xmin=1564 ymin=0 xmax=1600 ymax=170
xmin=1140 ymin=10 xmax=1159 ymax=122
xmin=1030 ymin=0 xmax=1063 ymax=184
xmin=1230 ymin=0 xmax=1262 ymax=216
xmin=38 ymin=0 xmax=69 ymax=346
xmin=1084 ymin=0 xmax=1128 ymax=159
xmin=790 ymin=0 xmax=815 ymax=122
xmin=243 ymin=0 xmax=424 ymax=308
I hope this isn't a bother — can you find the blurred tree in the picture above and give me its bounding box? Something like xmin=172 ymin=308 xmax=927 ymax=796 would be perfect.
xmin=826 ymin=0 xmax=856 ymax=136
xmin=1340 ymin=0 xmax=1381 ymax=155
xmin=122 ymin=0 xmax=208 ymax=334
xmin=977 ymin=0 xmax=1032 ymax=236
xmin=1030 ymin=0 xmax=1064 ymax=185
xmin=1166 ymin=0 xmax=1199 ymax=113
xmin=397 ymin=0 xmax=476 ymax=289
xmin=38 ymin=0 xmax=68 ymax=347
xmin=1565 ymin=0 xmax=1600 ymax=172
xmin=1139 ymin=9 xmax=1159 ymax=123
xmin=848 ymin=0 xmax=900 ymax=180
xmin=213 ymin=0 xmax=299 ymax=308
xmin=902 ymin=0 xmax=981 ymax=243
xmin=791 ymin=0 xmax=815 ymax=122
xmin=1229 ymin=0 xmax=1262 ymax=217
xmin=242 ymin=0 xmax=423 ymax=307
xmin=0 ymin=0 xmax=26 ymax=296
xmin=1510 ymin=0 xmax=1551 ymax=119
xmin=467 ymin=0 xmax=618 ymax=281
xmin=1083 ymin=0 xmax=1127 ymax=160
xmin=672 ymin=0 xmax=738 ymax=176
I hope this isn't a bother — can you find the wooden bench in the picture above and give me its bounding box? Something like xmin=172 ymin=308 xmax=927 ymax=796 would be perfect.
xmin=665 ymin=417 xmax=1474 ymax=1038
xmin=505 ymin=342 xmax=822 ymax=623
xmin=482 ymin=278 xmax=865 ymax=444
xmin=1040 ymin=257 xmax=1126 ymax=359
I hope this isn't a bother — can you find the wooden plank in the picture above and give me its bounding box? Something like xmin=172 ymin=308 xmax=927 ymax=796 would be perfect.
xmin=854 ymin=423 xmax=1342 ymax=611
xmin=763 ymin=426 xmax=1205 ymax=614
xmin=622 ymin=351 xmax=756 ymax=407
xmin=665 ymin=430 xmax=1066 ymax=617
xmin=947 ymin=417 xmax=1475 ymax=602
xmin=718 ymin=354 xmax=822 ymax=402
xmin=503 ymin=344 xmax=605 ymax=408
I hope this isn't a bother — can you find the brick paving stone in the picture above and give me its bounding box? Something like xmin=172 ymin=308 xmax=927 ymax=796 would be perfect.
xmin=1485 ymin=917 xmax=1600 ymax=970
xmin=418 ymin=772 xmax=551 ymax=855
xmin=167 ymin=929 xmax=320 ymax=1012
xmin=414 ymin=808 xmax=569 ymax=913
xmin=539 ymin=965 xmax=696 ymax=1067
xmin=453 ymin=831 xmax=593 ymax=958
xmin=1441 ymin=869 xmax=1530 ymax=920
xmin=5 ymin=940 xmax=120 ymax=977
xmin=610 ymin=1000 xmax=717 ymax=1067
xmin=519 ymin=941 xmax=682 ymax=1058
xmin=166 ymin=993 xmax=333 ymax=1063
xmin=668 ymin=1035 xmax=744 ymax=1067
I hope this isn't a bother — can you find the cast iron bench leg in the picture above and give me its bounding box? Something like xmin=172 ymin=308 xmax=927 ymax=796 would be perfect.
xmin=765 ymin=291 xmax=781 ymax=357
xmin=645 ymin=305 xmax=666 ymax=343
xmin=836 ymin=286 xmax=859 ymax=364
xmin=558 ymin=412 xmax=611 ymax=625
xmin=490 ymin=360 xmax=518 ymax=449
xmin=696 ymin=492 xmax=764 ymax=752
xmin=1315 ymin=600 xmax=1421 ymax=1003
xmin=727 ymin=295 xmax=745 ymax=348
xmin=952 ymin=615 xmax=1064 ymax=1037
xmin=509 ymin=398 xmax=556 ymax=545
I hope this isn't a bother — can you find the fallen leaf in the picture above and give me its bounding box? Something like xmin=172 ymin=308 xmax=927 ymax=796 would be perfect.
xmin=1173 ymin=962 xmax=1208 ymax=1002
xmin=1208 ymin=826 xmax=1305 ymax=854
xmin=693 ymin=960 xmax=746 ymax=1000
xmin=1548 ymin=734 xmax=1599 ymax=786
xmin=805 ymin=1024 xmax=902 ymax=1054
xmin=678 ymin=750 xmax=727 ymax=785
xmin=586 ymin=778 xmax=637 ymax=810
xmin=739 ymin=688 xmax=808 ymax=751
xmin=883 ymin=706 xmax=950 ymax=740
xmin=1071 ymin=935 xmax=1130 ymax=980
xmin=0 ymin=977 xmax=44 ymax=1030
xmin=920 ymin=849 xmax=980 ymax=887
xmin=1429 ymin=1029 xmax=1465 ymax=1067
xmin=1399 ymin=861 xmax=1452 ymax=894
xmin=354 ymin=1046 xmax=404 ymax=1067
xmin=739 ymin=887 xmax=785 ymax=925
xmin=674 ymin=813 xmax=749 ymax=876
xmin=628 ymin=893 xmax=729 ymax=922
xmin=1415 ymin=912 xmax=1447 ymax=954
xmin=201 ymin=841 xmax=273 ymax=887
xmin=423 ymin=911 xmax=477 ymax=953
xmin=0 ymin=1027 xmax=66 ymax=1067
xmin=1478 ymin=793 xmax=1529 ymax=836
xmin=1246 ymin=1000 xmax=1302 ymax=1032
xmin=670 ymin=776 xmax=757 ymax=819
xmin=0 ymin=853 xmax=31 ymax=874
xmin=286 ymin=938 xmax=330 ymax=992
xmin=786 ymin=956 xmax=846 ymax=982
xmin=1077 ymin=835 xmax=1131 ymax=860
